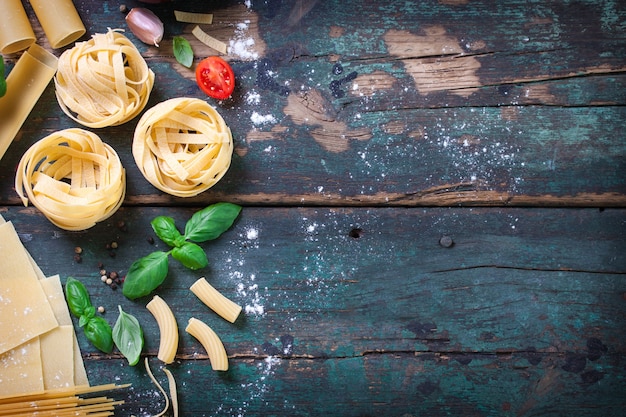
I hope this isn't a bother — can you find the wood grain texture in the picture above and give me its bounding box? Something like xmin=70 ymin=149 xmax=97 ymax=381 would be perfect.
xmin=1 ymin=0 xmax=624 ymax=207
xmin=1 ymin=0 xmax=625 ymax=415
xmin=1 ymin=205 xmax=624 ymax=415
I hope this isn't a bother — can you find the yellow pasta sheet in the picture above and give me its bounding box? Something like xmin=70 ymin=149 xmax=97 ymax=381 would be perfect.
xmin=40 ymin=275 xmax=89 ymax=386
xmin=0 ymin=221 xmax=58 ymax=355
xmin=40 ymin=325 xmax=75 ymax=390
xmin=0 ymin=338 xmax=44 ymax=397
xmin=0 ymin=215 xmax=90 ymax=395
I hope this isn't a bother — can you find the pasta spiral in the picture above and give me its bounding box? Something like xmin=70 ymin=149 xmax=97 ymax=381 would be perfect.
xmin=54 ymin=29 xmax=154 ymax=128
xmin=132 ymin=97 xmax=234 ymax=197
xmin=15 ymin=128 xmax=126 ymax=231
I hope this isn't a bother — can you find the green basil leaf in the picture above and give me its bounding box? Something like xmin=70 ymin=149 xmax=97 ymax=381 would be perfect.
xmin=64 ymin=277 xmax=93 ymax=318
xmin=151 ymin=216 xmax=184 ymax=247
xmin=113 ymin=305 xmax=144 ymax=366
xmin=83 ymin=305 xmax=96 ymax=321
xmin=79 ymin=315 xmax=90 ymax=328
xmin=173 ymin=36 xmax=193 ymax=68
xmin=122 ymin=251 xmax=170 ymax=300
xmin=184 ymin=202 xmax=241 ymax=243
xmin=84 ymin=316 xmax=114 ymax=353
xmin=171 ymin=242 xmax=208 ymax=270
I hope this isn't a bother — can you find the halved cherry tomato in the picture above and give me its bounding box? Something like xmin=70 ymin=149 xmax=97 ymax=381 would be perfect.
xmin=195 ymin=56 xmax=235 ymax=100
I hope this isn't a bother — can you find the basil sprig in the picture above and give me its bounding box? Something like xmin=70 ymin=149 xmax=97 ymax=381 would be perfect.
xmin=173 ymin=36 xmax=193 ymax=68
xmin=0 ymin=56 xmax=6 ymax=97
xmin=123 ymin=202 xmax=241 ymax=300
xmin=113 ymin=306 xmax=144 ymax=366
xmin=65 ymin=277 xmax=114 ymax=353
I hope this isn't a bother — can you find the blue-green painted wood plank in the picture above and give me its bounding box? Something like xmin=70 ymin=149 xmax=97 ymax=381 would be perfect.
xmin=1 ymin=0 xmax=624 ymax=206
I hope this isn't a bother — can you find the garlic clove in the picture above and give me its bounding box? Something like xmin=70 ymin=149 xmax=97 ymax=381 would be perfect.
xmin=125 ymin=7 xmax=164 ymax=47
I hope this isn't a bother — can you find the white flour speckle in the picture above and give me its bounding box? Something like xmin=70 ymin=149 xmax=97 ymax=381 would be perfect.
xmin=246 ymin=228 xmax=259 ymax=240
xmin=229 ymin=20 xmax=258 ymax=60
xmin=236 ymin=276 xmax=266 ymax=317
xmin=250 ymin=112 xmax=276 ymax=126
xmin=246 ymin=91 xmax=261 ymax=105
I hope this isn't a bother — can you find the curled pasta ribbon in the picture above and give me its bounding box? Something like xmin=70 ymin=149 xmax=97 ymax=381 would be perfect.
xmin=54 ymin=29 xmax=155 ymax=128
xmin=15 ymin=128 xmax=126 ymax=231
xmin=132 ymin=97 xmax=234 ymax=197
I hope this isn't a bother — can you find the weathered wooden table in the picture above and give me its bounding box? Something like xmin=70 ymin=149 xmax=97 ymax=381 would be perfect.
xmin=1 ymin=0 xmax=625 ymax=415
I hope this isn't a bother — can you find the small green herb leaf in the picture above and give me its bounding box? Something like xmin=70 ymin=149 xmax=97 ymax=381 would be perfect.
xmin=151 ymin=216 xmax=184 ymax=247
xmin=79 ymin=315 xmax=90 ymax=328
xmin=83 ymin=305 xmax=96 ymax=321
xmin=84 ymin=316 xmax=114 ymax=354
xmin=173 ymin=36 xmax=193 ymax=68
xmin=172 ymin=242 xmax=208 ymax=270
xmin=184 ymin=202 xmax=241 ymax=243
xmin=65 ymin=277 xmax=93 ymax=318
xmin=122 ymin=251 xmax=170 ymax=300
xmin=113 ymin=305 xmax=144 ymax=366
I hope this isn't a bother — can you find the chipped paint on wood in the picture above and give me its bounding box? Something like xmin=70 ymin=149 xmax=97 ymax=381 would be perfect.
xmin=384 ymin=27 xmax=482 ymax=96
xmin=283 ymin=90 xmax=372 ymax=152
xmin=350 ymin=70 xmax=398 ymax=98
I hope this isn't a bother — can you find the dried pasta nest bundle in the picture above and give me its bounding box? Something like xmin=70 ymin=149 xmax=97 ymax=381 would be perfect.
xmin=54 ymin=29 xmax=155 ymax=128
xmin=15 ymin=128 xmax=126 ymax=231
xmin=132 ymin=97 xmax=234 ymax=197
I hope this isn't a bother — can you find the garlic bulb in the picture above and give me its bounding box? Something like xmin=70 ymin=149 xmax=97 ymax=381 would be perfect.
xmin=125 ymin=8 xmax=164 ymax=47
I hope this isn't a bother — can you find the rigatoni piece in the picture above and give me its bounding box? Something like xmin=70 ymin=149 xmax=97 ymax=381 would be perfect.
xmin=185 ymin=318 xmax=228 ymax=371
xmin=190 ymin=277 xmax=242 ymax=323
xmin=146 ymin=295 xmax=179 ymax=364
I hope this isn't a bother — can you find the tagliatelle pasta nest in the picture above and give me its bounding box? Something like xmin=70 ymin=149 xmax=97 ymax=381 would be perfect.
xmin=54 ymin=29 xmax=155 ymax=128
xmin=132 ymin=97 xmax=234 ymax=197
xmin=15 ymin=128 xmax=126 ymax=231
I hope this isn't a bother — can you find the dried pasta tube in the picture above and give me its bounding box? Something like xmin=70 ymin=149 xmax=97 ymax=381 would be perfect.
xmin=0 ymin=44 xmax=58 ymax=162
xmin=0 ymin=0 xmax=36 ymax=54
xmin=190 ymin=277 xmax=242 ymax=323
xmin=146 ymin=296 xmax=179 ymax=364
xmin=30 ymin=0 xmax=86 ymax=49
xmin=185 ymin=318 xmax=229 ymax=371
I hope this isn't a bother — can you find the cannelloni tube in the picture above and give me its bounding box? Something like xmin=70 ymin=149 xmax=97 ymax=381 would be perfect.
xmin=0 ymin=0 xmax=36 ymax=54
xmin=30 ymin=0 xmax=86 ymax=49
xmin=0 ymin=44 xmax=58 ymax=162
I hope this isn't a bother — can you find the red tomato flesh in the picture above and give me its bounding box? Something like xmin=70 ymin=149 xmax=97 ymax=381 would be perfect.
xmin=195 ymin=57 xmax=235 ymax=100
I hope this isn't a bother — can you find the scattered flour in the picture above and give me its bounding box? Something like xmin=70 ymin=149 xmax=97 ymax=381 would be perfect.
xmin=246 ymin=227 xmax=259 ymax=240
xmin=250 ymin=112 xmax=276 ymax=126
xmin=229 ymin=20 xmax=258 ymax=60
xmin=245 ymin=91 xmax=261 ymax=105
xmin=236 ymin=276 xmax=265 ymax=317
